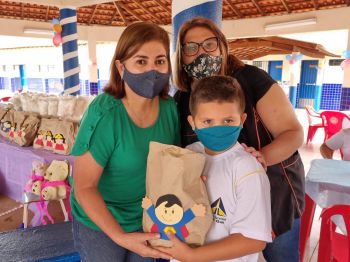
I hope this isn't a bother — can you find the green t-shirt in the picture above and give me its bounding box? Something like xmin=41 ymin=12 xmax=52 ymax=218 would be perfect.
xmin=70 ymin=93 xmax=180 ymax=232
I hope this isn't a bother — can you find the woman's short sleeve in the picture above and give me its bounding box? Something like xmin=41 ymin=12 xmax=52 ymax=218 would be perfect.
xmin=239 ymin=65 xmax=276 ymax=104
xmin=71 ymin=100 xmax=116 ymax=168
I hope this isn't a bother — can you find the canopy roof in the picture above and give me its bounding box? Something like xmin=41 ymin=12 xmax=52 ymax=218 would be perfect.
xmin=0 ymin=0 xmax=349 ymax=26
xmin=228 ymin=36 xmax=340 ymax=59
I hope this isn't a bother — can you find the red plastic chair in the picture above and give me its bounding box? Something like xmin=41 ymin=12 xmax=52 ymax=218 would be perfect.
xmin=299 ymin=194 xmax=317 ymax=262
xmin=305 ymin=105 xmax=326 ymax=144
xmin=318 ymin=205 xmax=350 ymax=262
xmin=320 ymin=111 xmax=350 ymax=141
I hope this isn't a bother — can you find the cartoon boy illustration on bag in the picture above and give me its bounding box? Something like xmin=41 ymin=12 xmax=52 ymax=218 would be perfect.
xmin=142 ymin=194 xmax=205 ymax=241
xmin=53 ymin=133 xmax=67 ymax=152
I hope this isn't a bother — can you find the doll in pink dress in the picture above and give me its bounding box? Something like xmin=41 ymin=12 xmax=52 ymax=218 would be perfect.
xmin=53 ymin=133 xmax=67 ymax=152
xmin=45 ymin=131 xmax=53 ymax=149
xmin=34 ymin=130 xmax=45 ymax=147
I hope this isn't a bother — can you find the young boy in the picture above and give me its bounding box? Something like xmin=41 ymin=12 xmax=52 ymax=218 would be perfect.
xmin=158 ymin=76 xmax=271 ymax=261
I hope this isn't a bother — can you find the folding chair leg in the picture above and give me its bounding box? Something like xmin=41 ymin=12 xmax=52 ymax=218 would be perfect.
xmin=23 ymin=203 xmax=28 ymax=229
xmin=59 ymin=199 xmax=69 ymax=222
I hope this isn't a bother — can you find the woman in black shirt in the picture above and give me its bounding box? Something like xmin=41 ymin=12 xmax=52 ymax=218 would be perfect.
xmin=174 ymin=17 xmax=305 ymax=262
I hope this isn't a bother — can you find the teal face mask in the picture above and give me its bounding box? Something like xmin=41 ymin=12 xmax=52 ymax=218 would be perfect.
xmin=194 ymin=125 xmax=242 ymax=152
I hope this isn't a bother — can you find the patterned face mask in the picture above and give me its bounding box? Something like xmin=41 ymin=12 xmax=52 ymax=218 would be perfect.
xmin=183 ymin=53 xmax=222 ymax=80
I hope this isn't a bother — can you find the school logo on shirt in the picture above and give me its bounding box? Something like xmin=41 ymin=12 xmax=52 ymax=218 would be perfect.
xmin=211 ymin=197 xmax=226 ymax=224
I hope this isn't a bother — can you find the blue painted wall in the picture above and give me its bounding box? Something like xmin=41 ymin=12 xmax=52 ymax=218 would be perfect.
xmin=268 ymin=61 xmax=283 ymax=82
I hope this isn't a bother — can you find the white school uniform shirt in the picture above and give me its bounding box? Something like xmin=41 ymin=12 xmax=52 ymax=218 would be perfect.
xmin=187 ymin=142 xmax=272 ymax=262
xmin=325 ymin=128 xmax=350 ymax=161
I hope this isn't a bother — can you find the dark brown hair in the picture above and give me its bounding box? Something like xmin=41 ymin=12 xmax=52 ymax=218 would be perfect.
xmin=189 ymin=75 xmax=245 ymax=115
xmin=174 ymin=17 xmax=244 ymax=92
xmin=104 ymin=22 xmax=171 ymax=99
xmin=156 ymin=194 xmax=182 ymax=208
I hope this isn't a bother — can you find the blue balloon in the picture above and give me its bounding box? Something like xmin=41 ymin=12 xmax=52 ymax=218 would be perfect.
xmin=286 ymin=54 xmax=292 ymax=60
xmin=295 ymin=54 xmax=303 ymax=62
xmin=52 ymin=18 xmax=60 ymax=25
xmin=342 ymin=50 xmax=350 ymax=59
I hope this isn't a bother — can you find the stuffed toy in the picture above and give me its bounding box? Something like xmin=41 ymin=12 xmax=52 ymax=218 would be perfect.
xmin=31 ymin=180 xmax=42 ymax=195
xmin=41 ymin=160 xmax=69 ymax=200
xmin=25 ymin=161 xmax=54 ymax=226
xmin=27 ymin=160 xmax=48 ymax=194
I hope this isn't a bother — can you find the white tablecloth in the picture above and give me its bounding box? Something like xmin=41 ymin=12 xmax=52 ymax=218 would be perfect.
xmin=306 ymin=159 xmax=350 ymax=234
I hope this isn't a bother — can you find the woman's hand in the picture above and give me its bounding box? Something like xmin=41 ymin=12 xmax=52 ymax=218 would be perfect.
xmin=116 ymin=232 xmax=172 ymax=260
xmin=156 ymin=232 xmax=195 ymax=262
xmin=241 ymin=143 xmax=267 ymax=170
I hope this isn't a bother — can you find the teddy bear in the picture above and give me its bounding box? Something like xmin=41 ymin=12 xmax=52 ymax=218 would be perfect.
xmin=27 ymin=160 xmax=48 ymax=194
xmin=41 ymin=160 xmax=69 ymax=201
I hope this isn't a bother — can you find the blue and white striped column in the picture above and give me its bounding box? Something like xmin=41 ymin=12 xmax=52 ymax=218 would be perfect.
xmin=60 ymin=7 xmax=80 ymax=95
xmin=172 ymin=0 xmax=223 ymax=53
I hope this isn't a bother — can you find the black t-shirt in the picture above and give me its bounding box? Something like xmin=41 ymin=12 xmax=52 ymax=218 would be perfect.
xmin=175 ymin=64 xmax=305 ymax=236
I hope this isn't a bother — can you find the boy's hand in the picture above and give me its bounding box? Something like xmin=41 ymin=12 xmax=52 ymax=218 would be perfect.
xmin=142 ymin=197 xmax=152 ymax=209
xmin=156 ymin=232 xmax=193 ymax=262
xmin=191 ymin=204 xmax=205 ymax=216
xmin=241 ymin=143 xmax=267 ymax=171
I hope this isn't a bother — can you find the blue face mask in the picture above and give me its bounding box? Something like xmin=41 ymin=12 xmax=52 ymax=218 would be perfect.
xmin=194 ymin=125 xmax=242 ymax=152
xmin=122 ymin=66 xmax=170 ymax=99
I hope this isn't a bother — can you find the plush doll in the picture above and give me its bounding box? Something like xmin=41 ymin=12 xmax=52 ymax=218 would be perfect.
xmin=26 ymin=160 xmax=48 ymax=193
xmin=32 ymin=160 xmax=48 ymax=177
xmin=41 ymin=160 xmax=69 ymax=201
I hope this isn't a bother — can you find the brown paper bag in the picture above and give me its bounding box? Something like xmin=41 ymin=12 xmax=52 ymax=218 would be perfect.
xmin=35 ymin=118 xmax=58 ymax=151
xmin=0 ymin=109 xmax=14 ymax=138
xmin=32 ymin=117 xmax=77 ymax=154
xmin=33 ymin=118 xmax=50 ymax=150
xmin=51 ymin=119 xmax=77 ymax=155
xmin=14 ymin=113 xmax=40 ymax=146
xmin=8 ymin=110 xmax=27 ymax=141
xmin=142 ymin=142 xmax=212 ymax=247
xmin=0 ymin=107 xmax=8 ymax=121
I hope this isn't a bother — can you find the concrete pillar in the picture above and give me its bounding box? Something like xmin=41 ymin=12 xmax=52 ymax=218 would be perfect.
xmin=288 ymin=54 xmax=302 ymax=108
xmin=172 ymin=0 xmax=223 ymax=53
xmin=340 ymin=28 xmax=350 ymax=110
xmin=60 ymin=7 xmax=80 ymax=95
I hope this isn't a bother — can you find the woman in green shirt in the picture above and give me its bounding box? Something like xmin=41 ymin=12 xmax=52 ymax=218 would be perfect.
xmin=71 ymin=22 xmax=179 ymax=261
